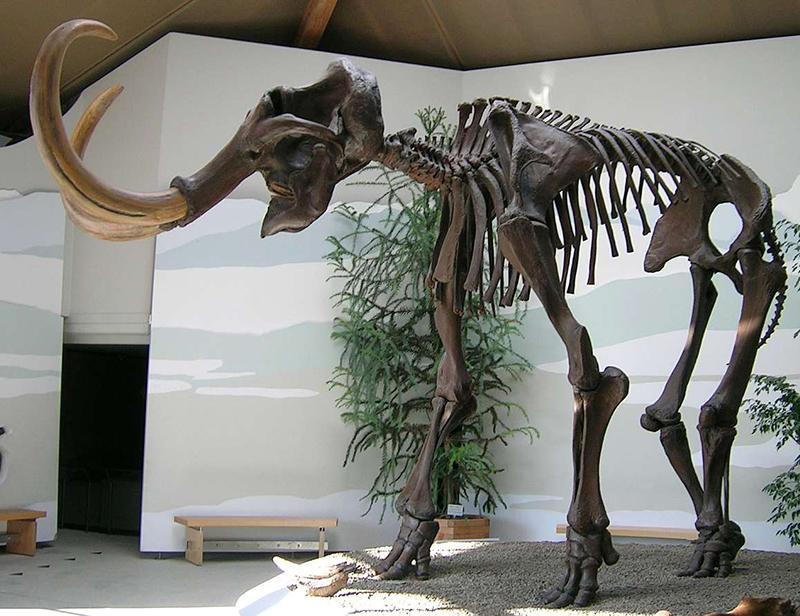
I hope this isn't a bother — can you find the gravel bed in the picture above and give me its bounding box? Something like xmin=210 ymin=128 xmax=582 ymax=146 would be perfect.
xmin=322 ymin=541 xmax=800 ymax=616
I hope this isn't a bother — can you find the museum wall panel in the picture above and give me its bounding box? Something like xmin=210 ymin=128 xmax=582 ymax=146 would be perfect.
xmin=0 ymin=191 xmax=65 ymax=541
xmin=142 ymin=34 xmax=463 ymax=551
xmin=60 ymin=38 xmax=171 ymax=345
xmin=0 ymin=27 xmax=797 ymax=554
xmin=462 ymin=36 xmax=800 ymax=551
xmin=0 ymin=37 xmax=172 ymax=345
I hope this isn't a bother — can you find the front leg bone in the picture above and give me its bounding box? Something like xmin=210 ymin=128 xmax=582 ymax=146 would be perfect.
xmin=544 ymin=368 xmax=628 ymax=608
xmin=543 ymin=527 xmax=619 ymax=608
xmin=373 ymin=516 xmax=440 ymax=580
xmin=498 ymin=215 xmax=628 ymax=608
xmin=375 ymin=278 xmax=474 ymax=582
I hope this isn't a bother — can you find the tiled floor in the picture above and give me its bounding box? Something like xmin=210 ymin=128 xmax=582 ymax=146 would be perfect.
xmin=0 ymin=529 xmax=291 ymax=614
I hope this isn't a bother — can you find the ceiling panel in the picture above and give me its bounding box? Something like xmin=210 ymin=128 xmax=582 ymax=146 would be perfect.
xmin=320 ymin=0 xmax=463 ymax=68
xmin=2 ymin=0 xmax=799 ymax=141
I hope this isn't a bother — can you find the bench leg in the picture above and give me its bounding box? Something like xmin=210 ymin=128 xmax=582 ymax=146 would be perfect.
xmin=186 ymin=526 xmax=203 ymax=566
xmin=7 ymin=520 xmax=37 ymax=556
xmin=319 ymin=527 xmax=325 ymax=558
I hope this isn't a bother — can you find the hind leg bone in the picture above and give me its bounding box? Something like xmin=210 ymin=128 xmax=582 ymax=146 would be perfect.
xmin=641 ymin=263 xmax=716 ymax=516
xmin=682 ymin=248 xmax=785 ymax=578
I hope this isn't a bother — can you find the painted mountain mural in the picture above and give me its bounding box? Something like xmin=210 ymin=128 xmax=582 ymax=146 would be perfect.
xmin=0 ymin=191 xmax=64 ymax=541
xmin=145 ymin=177 xmax=799 ymax=553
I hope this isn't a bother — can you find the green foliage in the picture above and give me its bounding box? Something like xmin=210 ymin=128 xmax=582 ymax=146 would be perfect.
xmin=744 ymin=218 xmax=800 ymax=546
xmin=326 ymin=107 xmax=535 ymax=519
xmin=778 ymin=219 xmax=800 ymax=291
xmin=746 ymin=375 xmax=800 ymax=545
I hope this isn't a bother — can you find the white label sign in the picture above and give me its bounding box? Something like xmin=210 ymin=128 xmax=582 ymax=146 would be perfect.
xmin=446 ymin=503 xmax=464 ymax=517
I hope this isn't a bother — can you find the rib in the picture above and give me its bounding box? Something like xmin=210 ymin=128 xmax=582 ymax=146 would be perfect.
xmin=633 ymin=130 xmax=683 ymax=200
xmin=567 ymin=232 xmax=581 ymax=294
xmin=554 ymin=193 xmax=574 ymax=289
xmin=465 ymin=175 xmax=488 ymax=291
xmin=502 ymin=269 xmax=520 ymax=306
xmin=585 ymin=134 xmax=625 ymax=220
xmin=581 ymin=176 xmax=600 ymax=285
xmin=616 ymin=131 xmax=667 ymax=212
xmin=485 ymin=159 xmax=510 ymax=202
xmin=568 ymin=183 xmax=587 ymax=241
xmin=476 ymin=166 xmax=506 ymax=218
xmin=596 ymin=128 xmax=647 ymax=220
xmin=651 ymin=133 xmax=702 ymax=188
xmin=484 ymin=249 xmax=505 ymax=303
xmin=432 ymin=177 xmax=466 ymax=282
xmin=428 ymin=185 xmax=451 ymax=288
xmin=546 ymin=196 xmax=565 ymax=250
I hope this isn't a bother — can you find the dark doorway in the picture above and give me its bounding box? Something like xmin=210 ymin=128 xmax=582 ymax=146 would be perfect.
xmin=58 ymin=344 xmax=149 ymax=535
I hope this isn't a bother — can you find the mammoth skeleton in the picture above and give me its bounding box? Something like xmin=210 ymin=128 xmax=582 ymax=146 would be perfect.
xmin=31 ymin=20 xmax=787 ymax=608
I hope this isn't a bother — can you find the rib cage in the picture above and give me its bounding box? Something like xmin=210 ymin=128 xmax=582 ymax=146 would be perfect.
xmin=429 ymin=98 xmax=743 ymax=309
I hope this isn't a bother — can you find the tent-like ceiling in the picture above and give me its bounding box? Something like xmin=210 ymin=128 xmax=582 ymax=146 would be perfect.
xmin=2 ymin=0 xmax=799 ymax=143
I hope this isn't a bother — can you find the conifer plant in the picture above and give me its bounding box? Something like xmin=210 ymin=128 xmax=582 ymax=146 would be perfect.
xmin=744 ymin=219 xmax=800 ymax=546
xmin=326 ymin=108 xmax=536 ymax=519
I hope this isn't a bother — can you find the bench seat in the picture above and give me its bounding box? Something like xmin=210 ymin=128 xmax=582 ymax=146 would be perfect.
xmin=0 ymin=509 xmax=47 ymax=556
xmin=556 ymin=523 xmax=697 ymax=541
xmin=174 ymin=515 xmax=338 ymax=565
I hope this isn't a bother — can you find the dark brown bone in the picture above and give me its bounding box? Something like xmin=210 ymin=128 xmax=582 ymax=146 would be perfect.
xmin=30 ymin=22 xmax=787 ymax=607
xmin=464 ymin=175 xmax=488 ymax=292
xmin=580 ymin=176 xmax=600 ymax=285
xmin=705 ymin=595 xmax=800 ymax=616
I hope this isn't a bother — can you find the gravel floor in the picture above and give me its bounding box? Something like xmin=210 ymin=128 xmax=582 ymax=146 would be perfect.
xmin=323 ymin=541 xmax=800 ymax=616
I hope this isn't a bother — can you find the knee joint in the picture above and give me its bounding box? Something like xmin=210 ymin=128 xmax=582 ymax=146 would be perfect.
xmin=699 ymin=400 xmax=737 ymax=429
xmin=640 ymin=410 xmax=682 ymax=433
xmin=641 ymin=398 xmax=684 ymax=432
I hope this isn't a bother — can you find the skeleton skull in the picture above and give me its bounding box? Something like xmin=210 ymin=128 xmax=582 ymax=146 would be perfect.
xmin=30 ymin=19 xmax=384 ymax=241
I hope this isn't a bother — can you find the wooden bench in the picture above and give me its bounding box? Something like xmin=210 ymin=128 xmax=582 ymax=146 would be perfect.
xmin=556 ymin=523 xmax=697 ymax=541
xmin=1 ymin=510 xmax=47 ymax=556
xmin=174 ymin=515 xmax=338 ymax=566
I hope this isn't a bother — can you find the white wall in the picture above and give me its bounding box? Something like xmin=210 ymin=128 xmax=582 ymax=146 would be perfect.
xmin=61 ymin=38 xmax=172 ymax=345
xmin=156 ymin=33 xmax=463 ymax=203
xmin=142 ymin=34 xmax=463 ymax=552
xmin=142 ymin=33 xmax=800 ymax=553
xmin=0 ymin=37 xmax=172 ymax=345
xmin=463 ymin=37 xmax=800 ymax=551
xmin=0 ymin=30 xmax=797 ymax=554
xmin=0 ymin=191 xmax=65 ymax=541
xmin=462 ymin=36 xmax=800 ymax=194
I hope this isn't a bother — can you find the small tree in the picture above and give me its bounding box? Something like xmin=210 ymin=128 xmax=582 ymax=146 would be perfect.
xmin=744 ymin=219 xmax=800 ymax=546
xmin=326 ymin=107 xmax=535 ymax=519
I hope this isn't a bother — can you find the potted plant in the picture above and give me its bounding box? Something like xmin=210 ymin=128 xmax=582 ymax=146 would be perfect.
xmin=744 ymin=218 xmax=800 ymax=546
xmin=326 ymin=107 xmax=536 ymax=536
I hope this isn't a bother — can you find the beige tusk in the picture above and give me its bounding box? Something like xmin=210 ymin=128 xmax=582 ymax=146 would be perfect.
xmin=62 ymin=86 xmax=161 ymax=240
xmin=71 ymin=85 xmax=123 ymax=159
xmin=62 ymin=194 xmax=161 ymax=241
xmin=30 ymin=19 xmax=188 ymax=226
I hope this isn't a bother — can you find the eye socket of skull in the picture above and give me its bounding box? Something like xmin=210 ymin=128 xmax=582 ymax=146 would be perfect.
xmin=260 ymin=139 xmax=340 ymax=237
xmin=278 ymin=136 xmax=340 ymax=172
xmin=261 ymin=135 xmax=344 ymax=188
xmin=261 ymin=134 xmax=343 ymax=237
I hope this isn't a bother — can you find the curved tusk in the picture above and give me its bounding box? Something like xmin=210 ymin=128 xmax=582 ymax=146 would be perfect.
xmin=63 ymin=86 xmax=161 ymax=240
xmin=30 ymin=19 xmax=188 ymax=227
xmin=70 ymin=85 xmax=123 ymax=160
